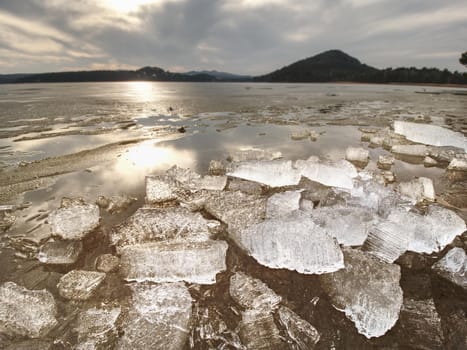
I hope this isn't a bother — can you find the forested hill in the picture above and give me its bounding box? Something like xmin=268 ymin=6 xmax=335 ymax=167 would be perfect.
xmin=1 ymin=51 xmax=466 ymax=85
xmin=255 ymin=50 xmax=467 ymax=85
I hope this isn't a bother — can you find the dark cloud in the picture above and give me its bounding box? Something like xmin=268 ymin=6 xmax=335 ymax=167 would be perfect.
xmin=0 ymin=0 xmax=466 ymax=74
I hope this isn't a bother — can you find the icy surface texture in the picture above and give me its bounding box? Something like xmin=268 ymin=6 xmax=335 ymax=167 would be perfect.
xmin=320 ymin=248 xmax=403 ymax=338
xmin=95 ymin=254 xmax=120 ymax=273
xmin=38 ymin=240 xmax=82 ymax=265
xmin=0 ymin=282 xmax=57 ymax=338
xmin=117 ymin=283 xmax=192 ymax=350
xmin=193 ymin=175 xmax=227 ymax=191
xmin=208 ymin=160 xmax=226 ymax=175
xmin=398 ymin=298 xmax=444 ymax=350
xmin=229 ymin=272 xmax=282 ymax=311
xmin=57 ymin=270 xmax=106 ymax=300
xmin=394 ymin=121 xmax=467 ymax=151
xmin=238 ymin=311 xmax=287 ymax=350
xmin=278 ymin=306 xmax=320 ymax=350
xmin=309 ymin=205 xmax=374 ymax=246
xmin=111 ymin=207 xmax=214 ymax=251
xmin=377 ymin=155 xmax=395 ymax=169
xmin=391 ymin=144 xmax=428 ymax=157
xmin=295 ymin=159 xmax=357 ymax=189
xmin=345 ymin=147 xmax=369 ymax=164
xmin=266 ymin=191 xmax=301 ymax=218
xmin=236 ymin=213 xmax=344 ymax=274
xmin=48 ymin=202 xmax=100 ymax=240
xmin=120 ymin=240 xmax=228 ymax=284
xmin=400 ymin=206 xmax=466 ymax=254
xmin=0 ymin=210 xmax=15 ymax=233
xmin=97 ymin=194 xmax=137 ymax=214
xmin=76 ymin=307 xmax=121 ymax=347
xmin=397 ymin=177 xmax=435 ymax=202
xmin=448 ymin=157 xmax=467 ymax=171
xmin=145 ymin=175 xmax=179 ymax=203
xmin=432 ymin=247 xmax=466 ymax=289
xmin=204 ymin=191 xmax=266 ymax=234
xmin=227 ymin=160 xmax=301 ymax=187
xmin=363 ymin=220 xmax=411 ymax=263
xmin=228 ymin=148 xmax=282 ymax=162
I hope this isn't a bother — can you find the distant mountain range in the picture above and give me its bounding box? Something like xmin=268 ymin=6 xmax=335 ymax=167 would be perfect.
xmin=1 ymin=50 xmax=466 ymax=85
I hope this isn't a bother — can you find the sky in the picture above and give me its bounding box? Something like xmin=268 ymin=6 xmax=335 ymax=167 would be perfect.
xmin=0 ymin=0 xmax=466 ymax=75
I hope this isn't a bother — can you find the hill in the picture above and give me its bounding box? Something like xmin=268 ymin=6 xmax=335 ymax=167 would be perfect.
xmin=255 ymin=50 xmax=467 ymax=85
xmin=185 ymin=70 xmax=252 ymax=81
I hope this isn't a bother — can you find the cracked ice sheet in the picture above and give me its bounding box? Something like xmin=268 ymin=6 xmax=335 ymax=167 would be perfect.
xmin=117 ymin=283 xmax=192 ymax=350
xmin=120 ymin=240 xmax=228 ymax=284
xmin=235 ymin=213 xmax=344 ymax=274
xmin=320 ymin=248 xmax=403 ymax=339
xmin=295 ymin=159 xmax=357 ymax=190
xmin=432 ymin=247 xmax=467 ymax=289
xmin=227 ymin=160 xmax=301 ymax=187
xmin=394 ymin=121 xmax=467 ymax=152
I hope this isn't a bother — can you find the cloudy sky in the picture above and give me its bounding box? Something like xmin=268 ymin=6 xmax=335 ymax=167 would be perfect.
xmin=1 ymin=0 xmax=466 ymax=74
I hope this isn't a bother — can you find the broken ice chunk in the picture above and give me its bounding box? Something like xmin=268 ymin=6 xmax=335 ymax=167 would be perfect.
xmin=111 ymin=207 xmax=214 ymax=251
xmin=432 ymin=247 xmax=466 ymax=289
xmin=208 ymin=160 xmax=226 ymax=175
xmin=0 ymin=208 xmax=15 ymax=233
xmin=406 ymin=206 xmax=466 ymax=254
xmin=227 ymin=160 xmax=301 ymax=187
xmin=290 ymin=129 xmax=311 ymax=140
xmin=0 ymin=282 xmax=57 ymax=338
xmin=204 ymin=191 xmax=266 ymax=234
xmin=397 ymin=177 xmax=435 ymax=202
xmin=363 ymin=221 xmax=410 ymax=263
xmin=320 ymin=248 xmax=403 ymax=338
xmin=394 ymin=121 xmax=467 ymax=152
xmin=447 ymin=157 xmax=467 ymax=171
xmin=95 ymin=254 xmax=120 ymax=273
xmin=377 ymin=154 xmax=395 ymax=170
xmin=397 ymin=298 xmax=444 ymax=349
xmin=228 ymin=148 xmax=282 ymax=162
xmin=345 ymin=147 xmax=369 ymax=167
xmin=57 ymin=270 xmax=106 ymax=300
xmin=48 ymin=202 xmax=100 ymax=240
xmin=236 ymin=214 xmax=344 ymax=274
xmin=391 ymin=144 xmax=428 ymax=157
xmin=238 ymin=310 xmax=287 ymax=350
xmin=193 ymin=175 xmax=227 ymax=191
xmin=229 ymin=272 xmax=281 ymax=311
xmin=278 ymin=306 xmax=320 ymax=350
xmin=38 ymin=240 xmax=82 ymax=265
xmin=309 ymin=205 xmax=374 ymax=246
xmin=424 ymin=156 xmax=438 ymax=167
xmin=266 ymin=191 xmax=301 ymax=218
xmin=120 ymin=240 xmax=228 ymax=284
xmin=117 ymin=283 xmax=192 ymax=350
xmin=145 ymin=175 xmax=179 ymax=203
xmin=76 ymin=307 xmax=121 ymax=347
xmin=295 ymin=159 xmax=357 ymax=189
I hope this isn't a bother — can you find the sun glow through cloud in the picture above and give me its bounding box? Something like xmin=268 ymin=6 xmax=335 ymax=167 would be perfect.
xmin=103 ymin=0 xmax=158 ymax=13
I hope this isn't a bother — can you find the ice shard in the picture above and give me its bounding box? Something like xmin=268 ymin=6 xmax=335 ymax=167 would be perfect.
xmin=48 ymin=202 xmax=100 ymax=240
xmin=236 ymin=213 xmax=344 ymax=274
xmin=320 ymin=248 xmax=403 ymax=338
xmin=204 ymin=191 xmax=266 ymax=234
xmin=145 ymin=175 xmax=179 ymax=203
xmin=117 ymin=283 xmax=192 ymax=350
xmin=0 ymin=282 xmax=58 ymax=338
xmin=345 ymin=147 xmax=369 ymax=166
xmin=295 ymin=159 xmax=357 ymax=189
xmin=111 ymin=206 xmax=215 ymax=251
xmin=394 ymin=121 xmax=467 ymax=152
xmin=227 ymin=160 xmax=301 ymax=187
xmin=363 ymin=220 xmax=410 ymax=263
xmin=278 ymin=306 xmax=320 ymax=350
xmin=228 ymin=148 xmax=282 ymax=162
xmin=38 ymin=240 xmax=82 ymax=265
xmin=397 ymin=177 xmax=435 ymax=202
xmin=76 ymin=307 xmax=121 ymax=348
xmin=432 ymin=247 xmax=466 ymax=289
xmin=229 ymin=272 xmax=282 ymax=311
xmin=391 ymin=144 xmax=428 ymax=157
xmin=95 ymin=254 xmax=120 ymax=273
xmin=266 ymin=191 xmax=301 ymax=218
xmin=238 ymin=310 xmax=287 ymax=350
xmin=309 ymin=205 xmax=374 ymax=246
xmin=120 ymin=240 xmax=228 ymax=284
xmin=57 ymin=270 xmax=106 ymax=300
